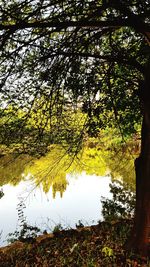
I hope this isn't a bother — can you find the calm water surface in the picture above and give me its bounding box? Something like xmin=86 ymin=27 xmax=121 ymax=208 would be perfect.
xmin=0 ymin=173 xmax=111 ymax=246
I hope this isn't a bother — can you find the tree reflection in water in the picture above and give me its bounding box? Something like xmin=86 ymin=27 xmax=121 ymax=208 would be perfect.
xmin=0 ymin=143 xmax=136 ymax=197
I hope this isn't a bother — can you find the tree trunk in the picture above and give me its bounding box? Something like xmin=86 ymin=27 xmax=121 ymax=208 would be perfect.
xmin=126 ymin=60 xmax=150 ymax=257
xmin=133 ymin=132 xmax=150 ymax=256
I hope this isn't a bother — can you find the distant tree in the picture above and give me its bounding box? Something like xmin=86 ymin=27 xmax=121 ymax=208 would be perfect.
xmin=0 ymin=0 xmax=150 ymax=256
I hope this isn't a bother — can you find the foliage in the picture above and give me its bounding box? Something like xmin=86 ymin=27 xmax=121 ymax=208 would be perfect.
xmin=101 ymin=246 xmax=114 ymax=257
xmin=101 ymin=180 xmax=135 ymax=222
xmin=7 ymin=223 xmax=41 ymax=244
xmin=7 ymin=197 xmax=41 ymax=244
xmin=0 ymin=0 xmax=149 ymax=153
xmin=0 ymin=104 xmax=86 ymax=156
xmin=0 ymin=2 xmax=149 ymax=256
xmin=52 ymin=223 xmax=63 ymax=234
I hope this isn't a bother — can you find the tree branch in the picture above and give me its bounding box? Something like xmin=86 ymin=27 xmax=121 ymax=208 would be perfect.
xmin=40 ymin=51 xmax=144 ymax=74
xmin=108 ymin=0 xmax=150 ymax=44
xmin=0 ymin=18 xmax=149 ymax=33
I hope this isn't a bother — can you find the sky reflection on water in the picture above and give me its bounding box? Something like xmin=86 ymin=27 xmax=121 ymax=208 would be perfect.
xmin=0 ymin=172 xmax=111 ymax=246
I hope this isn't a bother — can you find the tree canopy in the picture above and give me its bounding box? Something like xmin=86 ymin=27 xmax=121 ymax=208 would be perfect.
xmin=0 ymin=0 xmax=149 ymax=153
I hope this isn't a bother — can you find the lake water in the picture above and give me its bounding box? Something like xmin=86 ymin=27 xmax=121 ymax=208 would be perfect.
xmin=0 ymin=145 xmax=135 ymax=247
xmin=0 ymin=172 xmax=112 ymax=246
